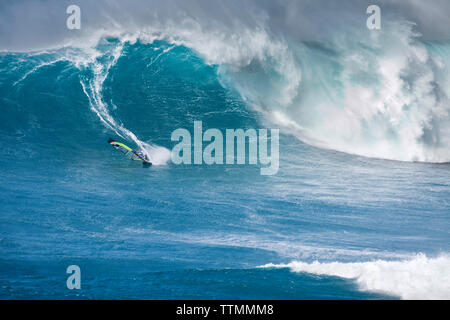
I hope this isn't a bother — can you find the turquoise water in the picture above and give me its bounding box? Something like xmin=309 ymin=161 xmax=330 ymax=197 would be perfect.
xmin=0 ymin=38 xmax=449 ymax=300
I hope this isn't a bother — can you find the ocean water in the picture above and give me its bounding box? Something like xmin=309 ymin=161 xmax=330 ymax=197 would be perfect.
xmin=1 ymin=1 xmax=450 ymax=300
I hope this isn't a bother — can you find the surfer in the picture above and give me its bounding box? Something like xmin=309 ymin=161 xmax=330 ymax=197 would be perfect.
xmin=108 ymin=138 xmax=152 ymax=167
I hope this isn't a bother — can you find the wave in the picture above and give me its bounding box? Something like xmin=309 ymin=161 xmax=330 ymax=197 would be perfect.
xmin=3 ymin=1 xmax=450 ymax=163
xmin=261 ymin=253 xmax=450 ymax=299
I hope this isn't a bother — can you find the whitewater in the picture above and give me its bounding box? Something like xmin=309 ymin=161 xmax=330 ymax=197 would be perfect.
xmin=262 ymin=254 xmax=450 ymax=300
xmin=1 ymin=0 xmax=449 ymax=300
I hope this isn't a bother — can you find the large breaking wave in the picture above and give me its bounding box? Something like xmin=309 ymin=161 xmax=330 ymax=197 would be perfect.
xmin=3 ymin=0 xmax=450 ymax=163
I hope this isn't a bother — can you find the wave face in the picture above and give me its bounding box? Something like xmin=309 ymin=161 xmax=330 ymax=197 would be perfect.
xmin=262 ymin=254 xmax=450 ymax=300
xmin=1 ymin=40 xmax=248 ymax=165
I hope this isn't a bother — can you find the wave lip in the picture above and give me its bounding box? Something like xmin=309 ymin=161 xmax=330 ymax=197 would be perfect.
xmin=261 ymin=253 xmax=450 ymax=300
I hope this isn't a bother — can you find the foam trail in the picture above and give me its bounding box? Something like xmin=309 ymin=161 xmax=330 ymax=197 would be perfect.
xmin=261 ymin=253 xmax=450 ymax=299
xmin=13 ymin=57 xmax=66 ymax=86
xmin=73 ymin=40 xmax=170 ymax=165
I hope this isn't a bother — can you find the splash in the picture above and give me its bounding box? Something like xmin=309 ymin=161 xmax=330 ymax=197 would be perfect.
xmin=274 ymin=22 xmax=450 ymax=163
xmin=213 ymin=21 xmax=450 ymax=163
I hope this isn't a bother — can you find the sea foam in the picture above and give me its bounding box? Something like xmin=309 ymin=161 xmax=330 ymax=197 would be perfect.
xmin=261 ymin=253 xmax=450 ymax=299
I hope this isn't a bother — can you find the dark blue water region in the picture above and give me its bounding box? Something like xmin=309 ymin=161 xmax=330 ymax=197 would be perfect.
xmin=0 ymin=258 xmax=394 ymax=300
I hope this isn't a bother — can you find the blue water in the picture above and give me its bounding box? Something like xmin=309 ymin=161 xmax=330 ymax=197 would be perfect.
xmin=1 ymin=39 xmax=449 ymax=300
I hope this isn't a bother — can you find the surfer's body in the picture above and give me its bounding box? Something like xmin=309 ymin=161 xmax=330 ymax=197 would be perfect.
xmin=136 ymin=149 xmax=150 ymax=162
